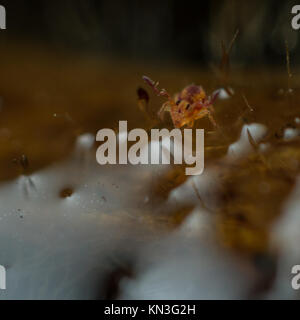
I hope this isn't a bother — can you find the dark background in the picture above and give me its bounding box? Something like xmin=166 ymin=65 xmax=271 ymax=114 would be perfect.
xmin=0 ymin=0 xmax=300 ymax=66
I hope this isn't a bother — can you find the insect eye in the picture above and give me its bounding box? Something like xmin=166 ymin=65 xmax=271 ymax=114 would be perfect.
xmin=186 ymin=104 xmax=191 ymax=110
xmin=176 ymin=100 xmax=181 ymax=105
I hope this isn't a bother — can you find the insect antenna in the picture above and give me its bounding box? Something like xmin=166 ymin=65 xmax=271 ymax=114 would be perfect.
xmin=142 ymin=76 xmax=171 ymax=99
xmin=284 ymin=40 xmax=294 ymax=112
xmin=227 ymin=29 xmax=239 ymax=55
xmin=219 ymin=29 xmax=239 ymax=95
xmin=242 ymin=94 xmax=254 ymax=113
xmin=247 ymin=128 xmax=269 ymax=169
xmin=208 ymin=90 xmax=220 ymax=105
xmin=285 ymin=40 xmax=292 ymax=93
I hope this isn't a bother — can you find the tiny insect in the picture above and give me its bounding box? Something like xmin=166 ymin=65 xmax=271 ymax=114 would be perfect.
xmin=142 ymin=76 xmax=219 ymax=128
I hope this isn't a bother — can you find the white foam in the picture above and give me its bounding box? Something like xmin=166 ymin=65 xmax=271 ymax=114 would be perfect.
xmin=227 ymin=123 xmax=267 ymax=159
xmin=218 ymin=88 xmax=231 ymax=100
xmin=269 ymin=176 xmax=300 ymax=299
xmin=76 ymin=133 xmax=95 ymax=149
xmin=283 ymin=128 xmax=299 ymax=141
xmin=259 ymin=143 xmax=270 ymax=153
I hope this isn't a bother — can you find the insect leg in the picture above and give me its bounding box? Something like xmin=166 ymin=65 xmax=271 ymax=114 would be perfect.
xmin=209 ymin=104 xmax=215 ymax=113
xmin=187 ymin=120 xmax=195 ymax=128
xmin=158 ymin=102 xmax=171 ymax=121
xmin=208 ymin=110 xmax=217 ymax=128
